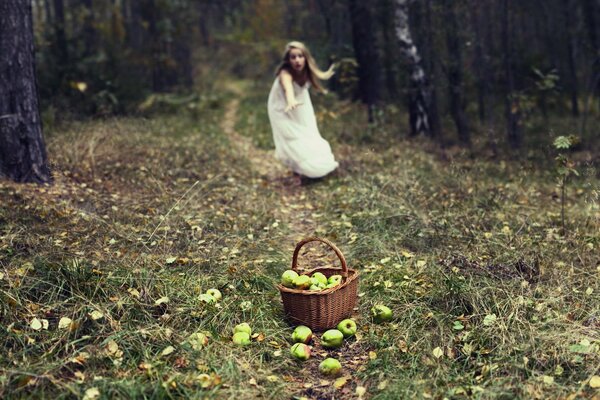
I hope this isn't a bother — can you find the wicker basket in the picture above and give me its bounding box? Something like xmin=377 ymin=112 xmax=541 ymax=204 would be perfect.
xmin=277 ymin=237 xmax=359 ymax=331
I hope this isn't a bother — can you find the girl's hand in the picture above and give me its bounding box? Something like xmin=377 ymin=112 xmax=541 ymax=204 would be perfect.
xmin=284 ymin=100 xmax=303 ymax=113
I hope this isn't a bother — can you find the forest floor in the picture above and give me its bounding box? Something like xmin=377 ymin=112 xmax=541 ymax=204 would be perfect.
xmin=0 ymin=79 xmax=599 ymax=399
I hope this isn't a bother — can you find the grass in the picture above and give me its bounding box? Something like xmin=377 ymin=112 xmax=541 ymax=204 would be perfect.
xmin=1 ymin=80 xmax=599 ymax=399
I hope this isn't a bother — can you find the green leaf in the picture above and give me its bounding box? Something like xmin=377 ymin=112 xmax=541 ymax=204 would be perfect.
xmin=553 ymin=136 xmax=571 ymax=149
xmin=452 ymin=321 xmax=465 ymax=331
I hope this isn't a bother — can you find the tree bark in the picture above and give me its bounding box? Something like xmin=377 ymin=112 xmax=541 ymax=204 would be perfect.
xmin=563 ymin=0 xmax=580 ymax=117
xmin=348 ymin=0 xmax=380 ymax=122
xmin=444 ymin=0 xmax=470 ymax=145
xmin=0 ymin=0 xmax=52 ymax=183
xmin=394 ymin=0 xmax=431 ymax=137
xmin=502 ymin=0 xmax=522 ymax=149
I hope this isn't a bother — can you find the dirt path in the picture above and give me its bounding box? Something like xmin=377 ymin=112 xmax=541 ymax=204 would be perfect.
xmin=221 ymin=82 xmax=322 ymax=255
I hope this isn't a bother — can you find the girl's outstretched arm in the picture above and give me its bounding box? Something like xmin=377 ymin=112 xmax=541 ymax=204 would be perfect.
xmin=279 ymin=70 xmax=303 ymax=112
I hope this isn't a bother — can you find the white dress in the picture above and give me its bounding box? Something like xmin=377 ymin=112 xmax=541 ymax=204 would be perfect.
xmin=267 ymin=77 xmax=338 ymax=178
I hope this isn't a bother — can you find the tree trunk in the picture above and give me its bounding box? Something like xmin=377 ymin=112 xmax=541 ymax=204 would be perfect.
xmin=0 ymin=0 xmax=52 ymax=183
xmin=563 ymin=0 xmax=580 ymax=117
xmin=348 ymin=0 xmax=380 ymax=122
xmin=502 ymin=0 xmax=522 ymax=149
xmin=82 ymin=0 xmax=97 ymax=57
xmin=472 ymin=0 xmax=488 ymax=124
xmin=444 ymin=0 xmax=470 ymax=145
xmin=423 ymin=0 xmax=442 ymax=140
xmin=52 ymin=0 xmax=68 ymax=82
xmin=394 ymin=0 xmax=431 ymax=137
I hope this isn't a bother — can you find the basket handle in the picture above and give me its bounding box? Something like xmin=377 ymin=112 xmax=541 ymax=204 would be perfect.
xmin=291 ymin=237 xmax=348 ymax=278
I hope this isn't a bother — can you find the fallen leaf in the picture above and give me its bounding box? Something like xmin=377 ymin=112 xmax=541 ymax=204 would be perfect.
xmin=432 ymin=347 xmax=444 ymax=358
xmin=58 ymin=317 xmax=73 ymax=329
xmin=82 ymin=387 xmax=100 ymax=400
xmin=89 ymin=310 xmax=104 ymax=320
xmin=161 ymin=346 xmax=175 ymax=356
xmin=30 ymin=318 xmax=42 ymax=331
xmin=334 ymin=376 xmax=350 ymax=389
xmin=155 ymin=296 xmax=169 ymax=305
xmin=356 ymin=386 xmax=367 ymax=398
xmin=589 ymin=376 xmax=600 ymax=388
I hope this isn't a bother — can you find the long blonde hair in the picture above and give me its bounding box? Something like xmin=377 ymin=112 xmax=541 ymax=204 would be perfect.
xmin=275 ymin=41 xmax=335 ymax=92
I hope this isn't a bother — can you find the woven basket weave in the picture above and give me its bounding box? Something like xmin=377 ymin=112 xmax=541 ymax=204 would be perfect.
xmin=277 ymin=237 xmax=359 ymax=331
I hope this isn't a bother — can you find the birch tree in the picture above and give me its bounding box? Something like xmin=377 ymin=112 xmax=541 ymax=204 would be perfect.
xmin=0 ymin=0 xmax=52 ymax=183
xmin=394 ymin=0 xmax=431 ymax=137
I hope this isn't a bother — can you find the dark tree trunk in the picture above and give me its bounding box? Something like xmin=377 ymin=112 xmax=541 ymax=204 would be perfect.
xmin=444 ymin=0 xmax=470 ymax=145
xmin=502 ymin=0 xmax=522 ymax=149
xmin=423 ymin=0 xmax=442 ymax=140
xmin=0 ymin=0 xmax=52 ymax=183
xmin=348 ymin=0 xmax=381 ymax=122
xmin=380 ymin=0 xmax=399 ymax=101
xmin=472 ymin=0 xmax=488 ymax=124
xmin=82 ymin=0 xmax=97 ymax=57
xmin=394 ymin=0 xmax=432 ymax=137
xmin=52 ymin=0 xmax=68 ymax=82
xmin=563 ymin=0 xmax=580 ymax=117
xmin=583 ymin=0 xmax=598 ymax=54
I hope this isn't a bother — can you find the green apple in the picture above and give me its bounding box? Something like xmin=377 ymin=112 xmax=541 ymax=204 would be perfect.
xmin=311 ymin=272 xmax=328 ymax=286
xmin=319 ymin=358 xmax=342 ymax=376
xmin=336 ymin=319 xmax=357 ymax=338
xmin=321 ymin=329 xmax=344 ymax=348
xmin=233 ymin=322 xmax=252 ymax=335
xmin=281 ymin=270 xmax=299 ymax=288
xmin=325 ymin=282 xmax=339 ymax=289
xmin=328 ymin=275 xmax=343 ymax=286
xmin=371 ymin=305 xmax=393 ymax=323
xmin=309 ymin=284 xmax=322 ymax=291
xmin=206 ymin=288 xmax=222 ymax=301
xmin=290 ymin=343 xmax=311 ymax=361
xmin=232 ymin=331 xmax=251 ymax=346
xmin=199 ymin=293 xmax=216 ymax=304
xmin=293 ymin=275 xmax=311 ymax=290
xmin=291 ymin=325 xmax=313 ymax=344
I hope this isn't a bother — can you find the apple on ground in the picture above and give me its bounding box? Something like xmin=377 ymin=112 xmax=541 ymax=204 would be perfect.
xmin=321 ymin=329 xmax=344 ymax=348
xmin=206 ymin=288 xmax=222 ymax=301
xmin=311 ymin=272 xmax=328 ymax=286
xmin=291 ymin=325 xmax=313 ymax=344
xmin=319 ymin=358 xmax=342 ymax=376
xmin=371 ymin=305 xmax=393 ymax=323
xmin=293 ymin=275 xmax=311 ymax=290
xmin=336 ymin=319 xmax=357 ymax=338
xmin=232 ymin=331 xmax=251 ymax=346
xmin=290 ymin=343 xmax=311 ymax=361
xmin=199 ymin=293 xmax=217 ymax=304
xmin=233 ymin=322 xmax=252 ymax=335
xmin=281 ymin=270 xmax=299 ymax=288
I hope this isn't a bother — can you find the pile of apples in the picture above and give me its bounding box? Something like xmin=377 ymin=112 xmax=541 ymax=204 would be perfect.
xmin=288 ymin=318 xmax=358 ymax=376
xmin=280 ymin=270 xmax=342 ymax=291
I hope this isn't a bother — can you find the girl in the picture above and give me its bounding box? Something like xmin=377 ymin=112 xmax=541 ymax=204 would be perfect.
xmin=267 ymin=41 xmax=338 ymax=180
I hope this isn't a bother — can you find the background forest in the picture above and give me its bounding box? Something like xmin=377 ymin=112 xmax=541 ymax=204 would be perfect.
xmin=0 ymin=1 xmax=599 ymax=399
xmin=33 ymin=0 xmax=599 ymax=152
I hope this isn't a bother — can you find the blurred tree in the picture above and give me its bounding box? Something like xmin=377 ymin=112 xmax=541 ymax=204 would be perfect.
xmin=502 ymin=0 xmax=522 ymax=149
xmin=394 ymin=0 xmax=431 ymax=137
xmin=348 ymin=0 xmax=380 ymax=122
xmin=0 ymin=0 xmax=51 ymax=183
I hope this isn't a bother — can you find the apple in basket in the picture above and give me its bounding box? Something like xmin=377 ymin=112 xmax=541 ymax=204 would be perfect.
xmin=309 ymin=284 xmax=322 ymax=291
xmin=233 ymin=322 xmax=252 ymax=335
xmin=311 ymin=272 xmax=328 ymax=286
xmin=328 ymin=275 xmax=343 ymax=286
xmin=290 ymin=343 xmax=311 ymax=361
xmin=293 ymin=275 xmax=311 ymax=290
xmin=319 ymin=358 xmax=342 ymax=376
xmin=371 ymin=305 xmax=393 ymax=323
xmin=321 ymin=329 xmax=344 ymax=348
xmin=291 ymin=325 xmax=313 ymax=344
xmin=336 ymin=319 xmax=357 ymax=338
xmin=206 ymin=288 xmax=222 ymax=301
xmin=281 ymin=270 xmax=299 ymax=288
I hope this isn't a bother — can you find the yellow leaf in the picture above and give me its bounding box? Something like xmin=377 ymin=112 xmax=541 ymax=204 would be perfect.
xmin=127 ymin=288 xmax=140 ymax=298
xmin=589 ymin=376 xmax=600 ymax=388
xmin=82 ymin=387 xmax=100 ymax=400
xmin=416 ymin=260 xmax=427 ymax=267
xmin=355 ymin=386 xmax=367 ymax=398
xmin=106 ymin=340 xmax=119 ymax=354
xmin=161 ymin=345 xmax=175 ymax=356
xmin=401 ymin=251 xmax=414 ymax=258
xmin=334 ymin=376 xmax=350 ymax=389
xmin=377 ymin=380 xmax=388 ymax=390
xmin=58 ymin=317 xmax=73 ymax=329
xmin=155 ymin=296 xmax=169 ymax=305
xmin=369 ymin=351 xmax=377 ymax=360
xmin=89 ymin=310 xmax=104 ymax=320
xmin=432 ymin=347 xmax=444 ymax=358
xmin=266 ymin=375 xmax=278 ymax=382
xmin=542 ymin=375 xmax=554 ymax=385
xmin=30 ymin=318 xmax=42 ymax=331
